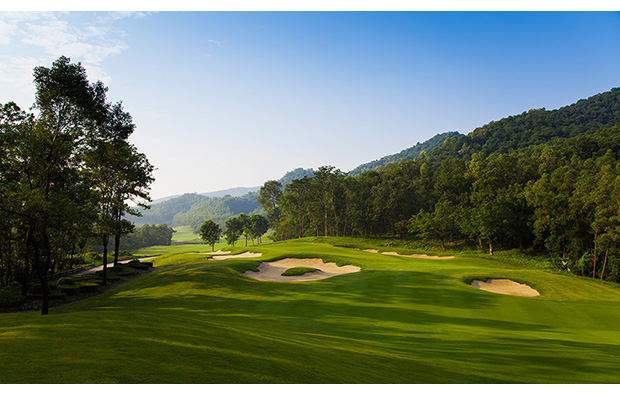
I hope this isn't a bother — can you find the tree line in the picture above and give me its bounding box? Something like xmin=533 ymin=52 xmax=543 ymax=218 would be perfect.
xmin=89 ymin=224 xmax=175 ymax=254
xmin=259 ymin=103 xmax=620 ymax=284
xmin=0 ymin=57 xmax=153 ymax=314
xmin=199 ymin=213 xmax=269 ymax=251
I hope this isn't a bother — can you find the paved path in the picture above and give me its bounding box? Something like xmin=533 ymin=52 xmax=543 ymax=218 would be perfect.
xmin=72 ymin=256 xmax=159 ymax=277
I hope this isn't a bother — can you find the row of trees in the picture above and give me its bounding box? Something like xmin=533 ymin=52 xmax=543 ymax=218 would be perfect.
xmin=261 ymin=124 xmax=620 ymax=283
xmin=199 ymin=213 xmax=269 ymax=251
xmin=0 ymin=57 xmax=153 ymax=314
xmin=95 ymin=224 xmax=175 ymax=253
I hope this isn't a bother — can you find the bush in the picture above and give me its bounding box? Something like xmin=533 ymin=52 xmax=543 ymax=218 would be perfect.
xmin=78 ymin=282 xmax=99 ymax=293
xmin=95 ymin=271 xmax=120 ymax=281
xmin=28 ymin=283 xmax=43 ymax=295
xmin=126 ymin=260 xmax=152 ymax=270
xmin=118 ymin=267 xmax=136 ymax=276
xmin=58 ymin=284 xmax=80 ymax=296
xmin=49 ymin=291 xmax=66 ymax=300
xmin=58 ymin=277 xmax=75 ymax=286
xmin=0 ymin=288 xmax=25 ymax=307
xmin=84 ymin=251 xmax=102 ymax=264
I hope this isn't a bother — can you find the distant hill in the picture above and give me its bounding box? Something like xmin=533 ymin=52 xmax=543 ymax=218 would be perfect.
xmin=202 ymin=186 xmax=260 ymax=198
xmin=131 ymin=168 xmax=315 ymax=230
xmin=131 ymin=88 xmax=620 ymax=234
xmin=347 ymin=131 xmax=461 ymax=176
xmin=424 ymin=87 xmax=620 ymax=166
xmin=278 ymin=168 xmax=315 ymax=185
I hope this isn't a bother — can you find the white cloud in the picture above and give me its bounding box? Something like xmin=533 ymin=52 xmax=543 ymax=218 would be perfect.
xmin=0 ymin=11 xmax=137 ymax=106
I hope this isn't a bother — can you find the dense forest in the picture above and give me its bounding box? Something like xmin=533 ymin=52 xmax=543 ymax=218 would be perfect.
xmin=347 ymin=131 xmax=461 ymax=176
xmin=0 ymin=57 xmax=153 ymax=314
xmin=261 ymin=88 xmax=620 ymax=283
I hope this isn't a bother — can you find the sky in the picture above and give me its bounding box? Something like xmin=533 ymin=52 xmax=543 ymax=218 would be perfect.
xmin=1 ymin=7 xmax=620 ymax=200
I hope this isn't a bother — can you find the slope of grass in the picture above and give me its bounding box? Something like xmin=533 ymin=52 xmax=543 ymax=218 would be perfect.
xmin=2 ymin=237 xmax=620 ymax=383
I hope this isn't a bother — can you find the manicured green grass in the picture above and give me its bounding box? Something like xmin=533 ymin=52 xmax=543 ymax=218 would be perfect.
xmin=281 ymin=267 xmax=320 ymax=276
xmin=171 ymin=226 xmax=202 ymax=242
xmin=2 ymin=237 xmax=620 ymax=383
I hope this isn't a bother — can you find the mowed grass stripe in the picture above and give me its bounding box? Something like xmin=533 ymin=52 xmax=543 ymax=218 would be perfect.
xmin=2 ymin=238 xmax=620 ymax=383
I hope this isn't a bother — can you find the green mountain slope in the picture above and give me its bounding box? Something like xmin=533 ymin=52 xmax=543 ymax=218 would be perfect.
xmin=425 ymin=87 xmax=620 ymax=166
xmin=348 ymin=131 xmax=461 ymax=176
xmin=131 ymin=168 xmax=315 ymax=229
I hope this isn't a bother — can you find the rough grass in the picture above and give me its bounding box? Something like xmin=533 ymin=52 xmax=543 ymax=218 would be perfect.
xmin=281 ymin=267 xmax=320 ymax=276
xmin=2 ymin=237 xmax=620 ymax=383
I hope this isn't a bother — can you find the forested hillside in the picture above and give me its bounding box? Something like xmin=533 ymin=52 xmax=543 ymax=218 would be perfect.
xmin=426 ymin=88 xmax=620 ymax=165
xmin=266 ymin=87 xmax=620 ymax=283
xmin=131 ymin=168 xmax=316 ymax=231
xmin=348 ymin=131 xmax=461 ymax=176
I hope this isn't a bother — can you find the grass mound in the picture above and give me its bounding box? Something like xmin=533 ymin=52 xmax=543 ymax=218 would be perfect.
xmin=281 ymin=266 xmax=320 ymax=276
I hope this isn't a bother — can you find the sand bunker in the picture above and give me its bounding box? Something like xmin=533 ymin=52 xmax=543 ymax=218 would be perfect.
xmin=243 ymin=258 xmax=360 ymax=282
xmin=363 ymin=249 xmax=454 ymax=260
xmin=470 ymin=279 xmax=540 ymax=297
xmin=209 ymin=252 xmax=263 ymax=260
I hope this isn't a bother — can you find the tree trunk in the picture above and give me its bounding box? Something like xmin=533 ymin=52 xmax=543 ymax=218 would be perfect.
xmin=593 ymin=237 xmax=598 ymax=279
xmin=102 ymin=234 xmax=109 ymax=284
xmin=600 ymin=248 xmax=609 ymax=281
xmin=489 ymin=239 xmax=493 ymax=255
xmin=41 ymin=231 xmax=53 ymax=316
xmin=113 ymin=233 xmax=121 ymax=267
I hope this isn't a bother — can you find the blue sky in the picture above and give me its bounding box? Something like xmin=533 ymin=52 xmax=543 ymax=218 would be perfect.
xmin=1 ymin=10 xmax=620 ymax=199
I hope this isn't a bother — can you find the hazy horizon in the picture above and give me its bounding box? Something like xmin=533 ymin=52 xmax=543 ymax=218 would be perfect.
xmin=1 ymin=9 xmax=619 ymax=199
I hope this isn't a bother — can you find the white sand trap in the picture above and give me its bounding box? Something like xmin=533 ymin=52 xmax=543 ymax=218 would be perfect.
xmin=470 ymin=279 xmax=540 ymax=297
xmin=193 ymin=250 xmax=232 ymax=255
xmin=381 ymin=251 xmax=454 ymax=260
xmin=243 ymin=258 xmax=360 ymax=282
xmin=363 ymin=249 xmax=454 ymax=260
xmin=209 ymin=252 xmax=263 ymax=260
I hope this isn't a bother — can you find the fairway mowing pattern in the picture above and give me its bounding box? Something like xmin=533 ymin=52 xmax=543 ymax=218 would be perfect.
xmin=2 ymin=239 xmax=620 ymax=383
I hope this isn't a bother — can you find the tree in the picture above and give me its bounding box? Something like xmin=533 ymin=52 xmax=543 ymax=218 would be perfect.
xmin=258 ymin=180 xmax=283 ymax=233
xmin=248 ymin=214 xmax=269 ymax=244
xmin=238 ymin=213 xmax=250 ymax=247
xmin=224 ymin=216 xmax=244 ymax=247
xmin=11 ymin=56 xmax=105 ymax=315
xmin=0 ymin=56 xmax=153 ymax=314
xmin=199 ymin=220 xmax=222 ymax=251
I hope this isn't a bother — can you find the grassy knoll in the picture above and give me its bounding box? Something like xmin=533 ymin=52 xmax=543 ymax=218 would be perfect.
xmin=281 ymin=267 xmax=320 ymax=276
xmin=2 ymin=237 xmax=620 ymax=383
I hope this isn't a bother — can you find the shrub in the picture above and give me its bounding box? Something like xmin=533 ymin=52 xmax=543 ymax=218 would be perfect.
xmin=125 ymin=260 xmax=150 ymax=270
xmin=58 ymin=277 xmax=75 ymax=286
xmin=95 ymin=270 xmax=120 ymax=280
xmin=78 ymin=282 xmax=99 ymax=293
xmin=28 ymin=283 xmax=43 ymax=295
xmin=118 ymin=267 xmax=136 ymax=276
xmin=49 ymin=291 xmax=66 ymax=300
xmin=84 ymin=251 xmax=102 ymax=264
xmin=58 ymin=284 xmax=80 ymax=296
xmin=0 ymin=288 xmax=25 ymax=307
